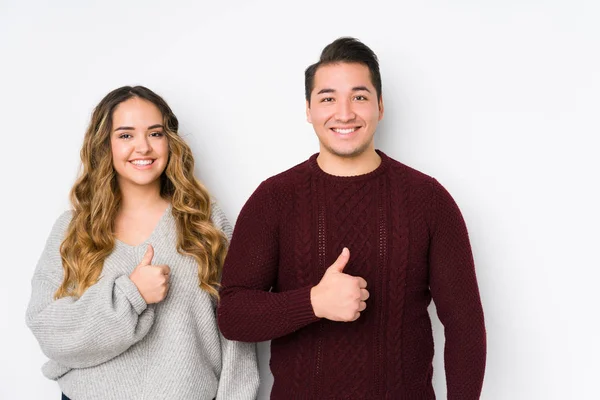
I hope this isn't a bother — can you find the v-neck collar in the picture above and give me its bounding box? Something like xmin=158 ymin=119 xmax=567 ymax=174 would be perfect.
xmin=114 ymin=203 xmax=172 ymax=249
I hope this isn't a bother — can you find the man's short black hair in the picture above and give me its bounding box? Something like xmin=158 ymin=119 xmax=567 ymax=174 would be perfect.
xmin=304 ymin=37 xmax=382 ymax=105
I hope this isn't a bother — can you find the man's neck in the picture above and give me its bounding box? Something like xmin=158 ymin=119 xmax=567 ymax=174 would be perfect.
xmin=316 ymin=149 xmax=381 ymax=177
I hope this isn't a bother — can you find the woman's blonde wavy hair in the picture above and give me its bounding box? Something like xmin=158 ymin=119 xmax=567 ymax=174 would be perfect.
xmin=55 ymin=86 xmax=227 ymax=300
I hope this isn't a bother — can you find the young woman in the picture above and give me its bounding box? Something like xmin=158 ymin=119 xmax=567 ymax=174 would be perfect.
xmin=26 ymin=86 xmax=259 ymax=400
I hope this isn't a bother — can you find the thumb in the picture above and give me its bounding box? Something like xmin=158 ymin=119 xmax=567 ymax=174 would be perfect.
xmin=139 ymin=244 xmax=154 ymax=267
xmin=328 ymin=247 xmax=350 ymax=273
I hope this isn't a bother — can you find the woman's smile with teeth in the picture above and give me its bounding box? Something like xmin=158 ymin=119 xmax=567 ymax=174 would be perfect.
xmin=130 ymin=159 xmax=154 ymax=165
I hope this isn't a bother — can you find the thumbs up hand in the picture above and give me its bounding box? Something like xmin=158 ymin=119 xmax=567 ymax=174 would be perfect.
xmin=129 ymin=245 xmax=171 ymax=304
xmin=310 ymin=248 xmax=369 ymax=322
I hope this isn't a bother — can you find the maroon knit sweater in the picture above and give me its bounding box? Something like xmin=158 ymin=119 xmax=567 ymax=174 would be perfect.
xmin=218 ymin=151 xmax=486 ymax=399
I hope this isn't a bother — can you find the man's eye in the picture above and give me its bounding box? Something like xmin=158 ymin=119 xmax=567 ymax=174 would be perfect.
xmin=354 ymin=95 xmax=367 ymax=101
xmin=321 ymin=97 xmax=334 ymax=103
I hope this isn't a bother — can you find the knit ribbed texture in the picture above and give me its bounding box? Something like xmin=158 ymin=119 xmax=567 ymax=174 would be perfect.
xmin=218 ymin=151 xmax=486 ymax=399
xmin=27 ymin=203 xmax=259 ymax=400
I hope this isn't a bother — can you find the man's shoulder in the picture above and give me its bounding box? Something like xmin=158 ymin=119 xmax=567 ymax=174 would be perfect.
xmin=241 ymin=156 xmax=314 ymax=211
xmin=384 ymin=153 xmax=459 ymax=208
xmin=384 ymin=152 xmax=436 ymax=188
xmin=260 ymin=156 xmax=314 ymax=190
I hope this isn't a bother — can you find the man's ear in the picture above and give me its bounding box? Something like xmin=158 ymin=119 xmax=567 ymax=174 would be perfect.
xmin=306 ymin=100 xmax=312 ymax=123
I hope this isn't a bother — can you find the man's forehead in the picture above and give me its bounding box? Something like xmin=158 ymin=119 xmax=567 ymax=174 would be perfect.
xmin=313 ymin=63 xmax=374 ymax=90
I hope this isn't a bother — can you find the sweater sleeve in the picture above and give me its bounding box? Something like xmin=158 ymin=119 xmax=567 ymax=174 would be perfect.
xmin=215 ymin=332 xmax=260 ymax=400
xmin=210 ymin=201 xmax=233 ymax=242
xmin=217 ymin=181 xmax=320 ymax=342
xmin=427 ymin=179 xmax=487 ymax=399
xmin=210 ymin=202 xmax=260 ymax=399
xmin=25 ymin=211 xmax=156 ymax=369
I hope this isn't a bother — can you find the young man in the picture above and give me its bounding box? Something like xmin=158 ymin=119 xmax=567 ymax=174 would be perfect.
xmin=218 ymin=37 xmax=486 ymax=399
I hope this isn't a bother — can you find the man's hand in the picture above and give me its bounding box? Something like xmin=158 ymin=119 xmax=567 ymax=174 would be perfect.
xmin=310 ymin=248 xmax=369 ymax=321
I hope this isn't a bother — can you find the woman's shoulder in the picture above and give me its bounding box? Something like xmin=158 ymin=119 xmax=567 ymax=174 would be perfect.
xmin=209 ymin=200 xmax=232 ymax=241
xmin=48 ymin=210 xmax=74 ymax=241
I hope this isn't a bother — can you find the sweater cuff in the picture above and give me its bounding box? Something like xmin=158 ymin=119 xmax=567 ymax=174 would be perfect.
xmin=285 ymin=286 xmax=321 ymax=326
xmin=115 ymin=275 xmax=147 ymax=315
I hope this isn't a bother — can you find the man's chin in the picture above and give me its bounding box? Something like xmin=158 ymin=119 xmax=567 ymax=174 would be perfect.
xmin=326 ymin=145 xmax=371 ymax=159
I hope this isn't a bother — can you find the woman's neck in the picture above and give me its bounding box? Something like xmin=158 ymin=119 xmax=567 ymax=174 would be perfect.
xmin=118 ymin=182 xmax=168 ymax=213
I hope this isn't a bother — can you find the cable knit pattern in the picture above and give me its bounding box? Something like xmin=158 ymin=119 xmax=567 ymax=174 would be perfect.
xmin=218 ymin=151 xmax=486 ymax=400
xmin=26 ymin=203 xmax=259 ymax=400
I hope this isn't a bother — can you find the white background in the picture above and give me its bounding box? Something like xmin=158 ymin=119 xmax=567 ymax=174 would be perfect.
xmin=1 ymin=0 xmax=599 ymax=399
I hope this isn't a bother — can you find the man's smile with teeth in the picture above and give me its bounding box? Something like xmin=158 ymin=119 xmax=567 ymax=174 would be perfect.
xmin=332 ymin=127 xmax=358 ymax=134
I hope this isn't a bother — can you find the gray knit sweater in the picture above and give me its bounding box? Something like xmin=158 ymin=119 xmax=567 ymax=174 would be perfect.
xmin=26 ymin=203 xmax=259 ymax=400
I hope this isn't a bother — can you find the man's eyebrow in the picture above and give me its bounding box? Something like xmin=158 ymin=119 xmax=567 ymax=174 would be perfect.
xmin=317 ymin=88 xmax=335 ymax=95
xmin=352 ymin=86 xmax=371 ymax=92
xmin=316 ymin=87 xmax=371 ymax=95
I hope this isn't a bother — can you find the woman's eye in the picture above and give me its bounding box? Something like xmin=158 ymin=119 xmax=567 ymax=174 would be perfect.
xmin=118 ymin=133 xmax=132 ymax=139
xmin=150 ymin=131 xmax=164 ymax=137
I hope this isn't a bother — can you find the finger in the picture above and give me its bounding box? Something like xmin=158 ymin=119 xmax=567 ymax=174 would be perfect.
xmin=358 ymin=301 xmax=367 ymax=312
xmin=360 ymin=289 xmax=370 ymax=301
xmin=139 ymin=244 xmax=154 ymax=266
xmin=328 ymin=247 xmax=350 ymax=273
xmin=160 ymin=273 xmax=169 ymax=285
xmin=357 ymin=277 xmax=367 ymax=289
xmin=150 ymin=266 xmax=168 ymax=281
xmin=159 ymin=265 xmax=170 ymax=275
xmin=351 ymin=312 xmax=361 ymax=321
